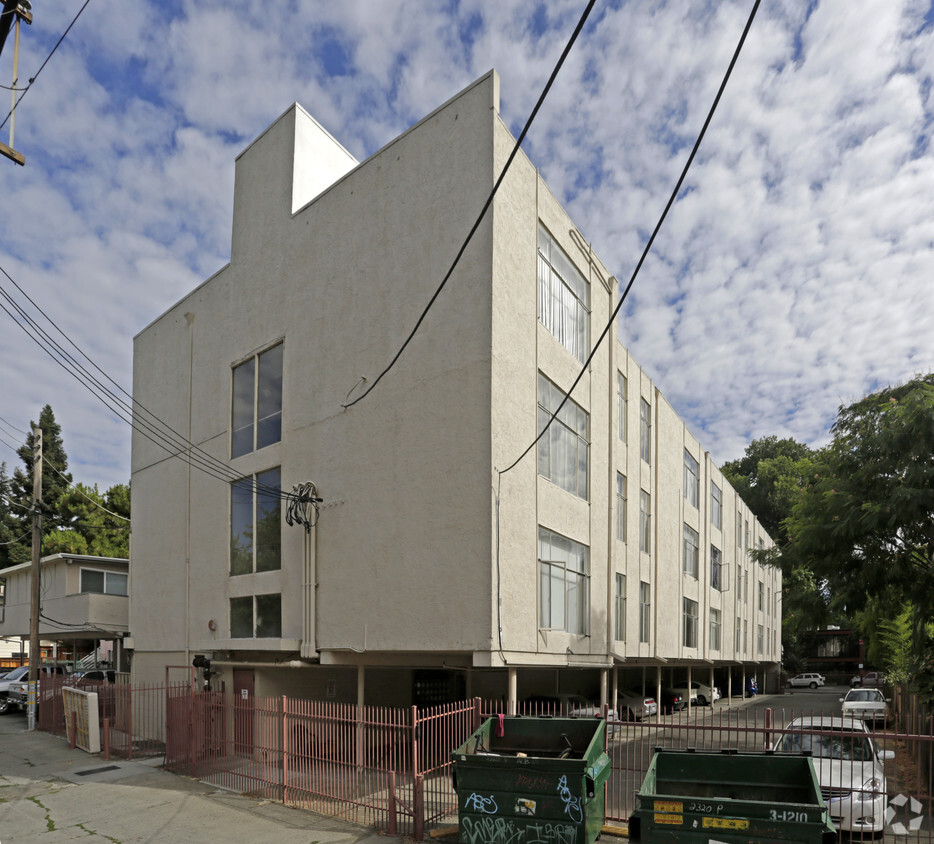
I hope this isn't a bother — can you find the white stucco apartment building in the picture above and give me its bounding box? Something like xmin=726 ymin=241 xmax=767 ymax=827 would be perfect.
xmin=130 ymin=71 xmax=780 ymax=709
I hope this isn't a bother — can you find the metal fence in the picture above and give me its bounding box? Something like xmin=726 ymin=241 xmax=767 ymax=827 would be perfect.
xmin=34 ymin=682 xmax=934 ymax=842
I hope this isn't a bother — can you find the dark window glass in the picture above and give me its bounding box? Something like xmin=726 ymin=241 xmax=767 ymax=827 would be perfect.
xmin=231 ymin=357 xmax=255 ymax=458
xmin=230 ymin=480 xmax=254 ymax=575
xmin=230 ymin=596 xmax=253 ymax=638
xmin=256 ymin=467 xmax=282 ymax=572
xmin=256 ymin=344 xmax=283 ymax=449
xmin=255 ymin=593 xmax=282 ymax=638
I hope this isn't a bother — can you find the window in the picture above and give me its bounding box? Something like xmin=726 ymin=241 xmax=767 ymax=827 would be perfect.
xmin=616 ymin=473 xmax=627 ymax=542
xmin=736 ymin=563 xmax=742 ymax=594
xmin=537 ymin=373 xmax=589 ymax=499
xmin=538 ymin=223 xmax=590 ymax=361
xmin=709 ymin=608 xmax=721 ymax=651
xmin=617 ymin=372 xmax=627 ymax=442
xmin=231 ymin=467 xmax=282 ymax=575
xmin=710 ymin=545 xmax=723 ymax=591
xmin=683 ymin=450 xmax=699 ymax=508
xmin=232 ymin=343 xmax=283 ymax=458
xmin=737 ymin=510 xmax=743 ymax=548
xmin=735 ymin=623 xmax=741 ymax=653
xmin=683 ymin=524 xmax=699 ymax=578
xmin=683 ymin=598 xmax=698 ymax=648
xmin=743 ymin=618 xmax=748 ymax=652
xmin=80 ymin=568 xmax=128 ymax=596
xmin=230 ymin=593 xmax=282 ymax=638
xmin=615 ymin=574 xmax=626 ymax=642
xmin=711 ymin=482 xmax=722 ymax=530
xmin=538 ymin=527 xmax=589 ymax=634
xmin=639 ymin=581 xmax=651 ymax=643
xmin=757 ymin=624 xmax=764 ymax=654
xmin=640 ymin=490 xmax=651 ymax=553
xmin=758 ymin=581 xmax=764 ymax=612
xmin=744 ymin=520 xmax=749 ymax=552
xmin=639 ymin=399 xmax=651 ymax=463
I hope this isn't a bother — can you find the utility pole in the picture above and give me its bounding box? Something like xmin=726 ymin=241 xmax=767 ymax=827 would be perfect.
xmin=0 ymin=0 xmax=32 ymax=166
xmin=27 ymin=422 xmax=41 ymax=730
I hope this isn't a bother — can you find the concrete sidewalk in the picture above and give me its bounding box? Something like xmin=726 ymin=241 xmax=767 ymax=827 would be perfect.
xmin=0 ymin=712 xmax=402 ymax=843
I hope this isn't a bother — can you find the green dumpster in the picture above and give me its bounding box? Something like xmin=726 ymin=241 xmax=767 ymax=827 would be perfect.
xmin=451 ymin=716 xmax=611 ymax=844
xmin=628 ymin=749 xmax=837 ymax=843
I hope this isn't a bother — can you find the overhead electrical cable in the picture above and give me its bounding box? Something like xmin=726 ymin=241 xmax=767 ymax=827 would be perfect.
xmin=342 ymin=0 xmax=597 ymax=409
xmin=0 ymin=270 xmax=285 ymax=501
xmin=499 ymin=0 xmax=762 ymax=477
xmin=42 ymin=456 xmax=130 ymax=522
xmin=0 ymin=0 xmax=92 ymax=133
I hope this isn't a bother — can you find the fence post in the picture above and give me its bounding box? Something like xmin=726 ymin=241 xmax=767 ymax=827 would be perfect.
xmin=473 ymin=697 xmax=482 ymax=731
xmin=414 ymin=773 xmax=425 ymax=841
xmin=103 ymin=718 xmax=110 ymax=760
xmin=387 ymin=769 xmax=397 ymax=837
xmin=281 ymin=695 xmax=288 ymax=805
xmin=763 ymin=707 xmax=772 ymax=750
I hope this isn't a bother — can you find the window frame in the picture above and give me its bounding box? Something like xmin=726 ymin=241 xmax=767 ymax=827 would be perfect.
xmin=230 ymin=467 xmax=282 ymax=576
xmin=639 ymin=581 xmax=651 ymax=644
xmin=537 ymin=223 xmax=590 ymax=362
xmin=639 ymin=398 xmax=651 ymax=463
xmin=683 ymin=597 xmax=698 ymax=648
xmin=682 ymin=523 xmax=699 ymax=579
xmin=710 ymin=545 xmax=723 ymax=591
xmin=79 ymin=567 xmax=128 ymax=596
xmin=683 ymin=450 xmax=700 ymax=508
xmin=230 ymin=593 xmax=282 ymax=639
xmin=617 ymin=372 xmax=627 ymax=443
xmin=711 ymin=482 xmax=722 ymax=530
xmin=537 ymin=373 xmax=589 ymax=500
xmin=640 ymin=490 xmax=651 ymax=554
xmin=616 ymin=473 xmax=627 ymax=542
xmin=615 ymin=573 xmax=626 ymax=642
xmin=538 ymin=526 xmax=590 ymax=635
xmin=709 ymin=608 xmax=721 ymax=651
xmin=231 ymin=342 xmax=283 ymax=459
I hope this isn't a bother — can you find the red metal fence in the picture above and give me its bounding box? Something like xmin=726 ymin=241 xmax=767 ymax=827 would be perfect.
xmin=34 ymin=683 xmax=934 ymax=842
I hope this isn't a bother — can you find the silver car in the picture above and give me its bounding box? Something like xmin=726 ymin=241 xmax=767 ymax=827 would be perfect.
xmin=841 ymin=688 xmax=888 ymax=726
xmin=773 ymin=716 xmax=893 ymax=835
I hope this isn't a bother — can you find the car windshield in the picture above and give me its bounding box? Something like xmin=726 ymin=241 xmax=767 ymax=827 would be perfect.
xmin=847 ymin=690 xmax=884 ymax=703
xmin=778 ymin=728 xmax=875 ymax=761
xmin=4 ymin=666 xmax=28 ymax=681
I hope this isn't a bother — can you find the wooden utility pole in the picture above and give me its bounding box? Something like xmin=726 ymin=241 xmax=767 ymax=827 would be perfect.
xmin=0 ymin=0 xmax=33 ymax=166
xmin=27 ymin=422 xmax=41 ymax=730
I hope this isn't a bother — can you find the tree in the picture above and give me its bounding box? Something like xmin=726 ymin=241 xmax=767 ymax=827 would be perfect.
xmin=0 ymin=462 xmax=29 ymax=567
xmin=46 ymin=482 xmax=130 ymax=558
xmin=786 ymin=375 xmax=934 ymax=697
xmin=721 ymin=436 xmax=826 ymax=663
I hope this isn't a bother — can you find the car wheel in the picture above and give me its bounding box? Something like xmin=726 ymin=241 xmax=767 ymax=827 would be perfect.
xmin=697 ymin=695 xmax=708 ymax=706
xmin=809 ymin=681 xmax=817 ymax=689
xmin=0 ymin=698 xmax=8 ymax=715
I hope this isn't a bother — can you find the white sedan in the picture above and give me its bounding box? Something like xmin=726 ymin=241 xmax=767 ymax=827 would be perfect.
xmin=841 ymin=688 xmax=888 ymax=725
xmin=669 ymin=680 xmax=720 ymax=706
xmin=773 ymin=716 xmax=893 ymax=836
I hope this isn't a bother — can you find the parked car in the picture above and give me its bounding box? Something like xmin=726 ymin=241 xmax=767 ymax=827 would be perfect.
xmin=851 ymin=671 xmax=885 ymax=688
xmin=772 ymin=716 xmax=893 ymax=836
xmin=617 ymin=688 xmax=658 ymax=721
xmin=841 ymin=688 xmax=889 ymax=726
xmin=788 ymin=672 xmax=826 ymax=688
xmin=522 ymin=694 xmax=623 ymax=733
xmin=0 ymin=665 xmax=30 ymax=715
xmin=6 ymin=665 xmax=72 ymax=712
xmin=669 ymin=680 xmax=720 ymax=706
xmin=69 ymin=669 xmax=116 ymax=687
xmin=659 ymin=689 xmax=686 ymax=714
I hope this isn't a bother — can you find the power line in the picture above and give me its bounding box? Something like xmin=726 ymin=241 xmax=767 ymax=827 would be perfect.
xmin=0 ymin=0 xmax=92 ymax=133
xmin=42 ymin=456 xmax=130 ymax=523
xmin=342 ymin=0 xmax=598 ymax=409
xmin=499 ymin=0 xmax=762 ymax=477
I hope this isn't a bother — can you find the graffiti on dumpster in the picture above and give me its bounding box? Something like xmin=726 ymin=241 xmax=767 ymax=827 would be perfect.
xmin=556 ymin=775 xmax=583 ymax=823
xmin=464 ymin=793 xmax=499 ymax=814
xmin=461 ymin=817 xmax=579 ymax=844
xmin=516 ymin=773 xmax=550 ymax=790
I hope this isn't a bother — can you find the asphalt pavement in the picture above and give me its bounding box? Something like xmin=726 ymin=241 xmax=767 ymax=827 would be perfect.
xmin=0 ymin=709 xmax=401 ymax=843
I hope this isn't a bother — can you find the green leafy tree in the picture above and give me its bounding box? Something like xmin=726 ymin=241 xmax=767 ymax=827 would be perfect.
xmin=786 ymin=375 xmax=934 ymax=696
xmin=46 ymin=482 xmax=130 ymax=558
xmin=0 ymin=462 xmax=29 ymax=567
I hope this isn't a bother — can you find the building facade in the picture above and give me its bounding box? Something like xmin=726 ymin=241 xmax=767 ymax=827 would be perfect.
xmin=130 ymin=71 xmax=779 ymax=708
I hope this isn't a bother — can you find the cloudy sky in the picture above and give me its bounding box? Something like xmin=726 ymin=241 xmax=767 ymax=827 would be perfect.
xmin=0 ymin=0 xmax=932 ymax=491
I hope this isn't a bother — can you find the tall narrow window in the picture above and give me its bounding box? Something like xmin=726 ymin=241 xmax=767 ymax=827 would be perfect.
xmin=757 ymin=624 xmax=764 ymax=654
xmin=737 ymin=510 xmax=743 ymax=548
xmin=710 ymin=482 xmax=722 ymax=530
xmin=735 ymin=622 xmax=742 ymax=653
xmin=231 ymin=467 xmax=282 ymax=575
xmin=710 ymin=545 xmax=723 ymax=591
xmin=616 ymin=473 xmax=627 ymax=542
xmin=537 ymin=223 xmax=590 ymax=362
xmin=537 ymin=373 xmax=589 ymax=499
xmin=709 ymin=608 xmax=721 ymax=651
xmin=640 ymin=490 xmax=651 ymax=554
xmin=683 ymin=598 xmax=698 ymax=648
xmin=639 ymin=581 xmax=651 ymax=643
xmin=615 ymin=574 xmax=626 ymax=642
xmin=639 ymin=399 xmax=651 ymax=463
xmin=683 ymin=524 xmax=699 ymax=578
xmin=232 ymin=343 xmax=283 ymax=458
xmin=683 ymin=450 xmax=699 ymax=508
xmin=758 ymin=581 xmax=764 ymax=612
xmin=538 ymin=527 xmax=590 ymax=634
xmin=617 ymin=372 xmax=628 ymax=442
